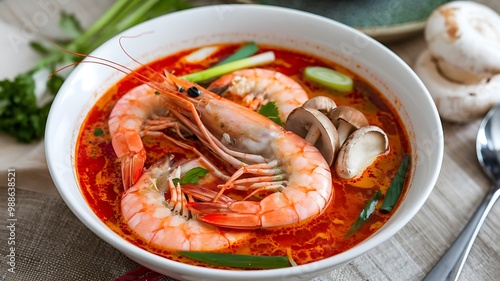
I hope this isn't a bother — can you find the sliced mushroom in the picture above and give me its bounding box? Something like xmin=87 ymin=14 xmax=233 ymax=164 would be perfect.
xmin=425 ymin=1 xmax=500 ymax=84
xmin=328 ymin=106 xmax=369 ymax=146
xmin=302 ymin=96 xmax=337 ymax=115
xmin=335 ymin=126 xmax=389 ymax=179
xmin=285 ymin=107 xmax=339 ymax=165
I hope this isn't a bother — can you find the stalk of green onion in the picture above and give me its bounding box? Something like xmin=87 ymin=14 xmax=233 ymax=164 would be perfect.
xmin=181 ymin=51 xmax=275 ymax=83
xmin=380 ymin=155 xmax=410 ymax=212
xmin=215 ymin=42 xmax=259 ymax=66
xmin=178 ymin=251 xmax=290 ymax=269
xmin=345 ymin=190 xmax=382 ymax=238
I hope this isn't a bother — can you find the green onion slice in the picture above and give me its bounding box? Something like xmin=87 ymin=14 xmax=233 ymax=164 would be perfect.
xmin=345 ymin=190 xmax=382 ymax=238
xmin=216 ymin=42 xmax=259 ymax=66
xmin=303 ymin=66 xmax=353 ymax=92
xmin=178 ymin=252 xmax=291 ymax=269
xmin=381 ymin=155 xmax=410 ymax=212
xmin=181 ymin=51 xmax=275 ymax=83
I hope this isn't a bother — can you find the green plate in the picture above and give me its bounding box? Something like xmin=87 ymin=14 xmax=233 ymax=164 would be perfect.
xmin=255 ymin=0 xmax=450 ymax=42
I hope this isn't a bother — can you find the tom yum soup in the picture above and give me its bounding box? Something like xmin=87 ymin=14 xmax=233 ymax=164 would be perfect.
xmin=75 ymin=42 xmax=411 ymax=269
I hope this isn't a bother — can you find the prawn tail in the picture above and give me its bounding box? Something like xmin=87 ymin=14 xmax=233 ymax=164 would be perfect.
xmin=189 ymin=201 xmax=263 ymax=229
xmin=196 ymin=213 xmax=261 ymax=229
xmin=121 ymin=148 xmax=146 ymax=190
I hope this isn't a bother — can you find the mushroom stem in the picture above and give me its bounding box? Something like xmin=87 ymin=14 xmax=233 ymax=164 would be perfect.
xmin=304 ymin=125 xmax=322 ymax=144
xmin=285 ymin=107 xmax=340 ymax=166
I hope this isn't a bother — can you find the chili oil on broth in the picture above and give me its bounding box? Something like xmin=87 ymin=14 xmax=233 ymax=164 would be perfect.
xmin=75 ymin=42 xmax=411 ymax=268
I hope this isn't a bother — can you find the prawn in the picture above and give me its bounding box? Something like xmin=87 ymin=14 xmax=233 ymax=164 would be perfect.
xmin=96 ymin=52 xmax=331 ymax=229
xmin=110 ymin=69 xmax=307 ymax=188
xmin=108 ymin=84 xmax=191 ymax=188
xmin=147 ymin=73 xmax=333 ymax=229
xmin=207 ymin=68 xmax=309 ymax=121
xmin=121 ymin=155 xmax=250 ymax=251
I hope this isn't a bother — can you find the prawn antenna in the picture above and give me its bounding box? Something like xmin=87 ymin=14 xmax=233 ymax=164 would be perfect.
xmin=118 ymin=33 xmax=178 ymax=89
xmin=49 ymin=37 xmax=176 ymax=93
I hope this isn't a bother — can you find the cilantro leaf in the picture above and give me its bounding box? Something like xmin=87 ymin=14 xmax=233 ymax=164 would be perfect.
xmin=258 ymin=101 xmax=284 ymax=126
xmin=181 ymin=167 xmax=209 ymax=184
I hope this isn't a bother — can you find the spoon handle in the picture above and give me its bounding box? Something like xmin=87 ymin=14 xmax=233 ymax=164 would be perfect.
xmin=423 ymin=185 xmax=500 ymax=281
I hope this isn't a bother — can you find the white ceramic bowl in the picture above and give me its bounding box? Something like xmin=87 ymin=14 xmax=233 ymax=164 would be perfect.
xmin=45 ymin=4 xmax=443 ymax=281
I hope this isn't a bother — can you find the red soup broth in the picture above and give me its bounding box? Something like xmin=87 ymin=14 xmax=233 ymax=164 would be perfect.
xmin=75 ymin=43 xmax=411 ymax=268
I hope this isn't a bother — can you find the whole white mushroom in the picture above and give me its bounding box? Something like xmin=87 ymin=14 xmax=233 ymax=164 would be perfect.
xmin=415 ymin=1 xmax=500 ymax=122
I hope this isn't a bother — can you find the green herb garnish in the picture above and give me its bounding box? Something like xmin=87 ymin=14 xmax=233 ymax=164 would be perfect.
xmin=179 ymin=252 xmax=290 ymax=269
xmin=345 ymin=190 xmax=382 ymax=238
xmin=0 ymin=73 xmax=50 ymax=142
xmin=172 ymin=178 xmax=180 ymax=186
xmin=181 ymin=167 xmax=209 ymax=184
xmin=216 ymin=42 xmax=259 ymax=66
xmin=59 ymin=11 xmax=84 ymax=40
xmin=171 ymin=167 xmax=208 ymax=186
xmin=0 ymin=0 xmax=190 ymax=142
xmin=93 ymin=128 xmax=104 ymax=137
xmin=381 ymin=155 xmax=410 ymax=212
xmin=258 ymin=101 xmax=284 ymax=126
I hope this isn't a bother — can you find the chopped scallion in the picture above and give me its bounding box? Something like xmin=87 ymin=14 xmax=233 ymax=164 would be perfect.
xmin=381 ymin=155 xmax=410 ymax=212
xmin=183 ymin=46 xmax=220 ymax=63
xmin=181 ymin=51 xmax=275 ymax=83
xmin=345 ymin=190 xmax=382 ymax=238
xmin=179 ymin=251 xmax=290 ymax=268
xmin=216 ymin=42 xmax=259 ymax=66
xmin=304 ymin=66 xmax=353 ymax=92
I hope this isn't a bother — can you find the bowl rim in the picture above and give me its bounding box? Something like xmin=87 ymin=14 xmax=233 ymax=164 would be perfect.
xmin=45 ymin=4 xmax=444 ymax=280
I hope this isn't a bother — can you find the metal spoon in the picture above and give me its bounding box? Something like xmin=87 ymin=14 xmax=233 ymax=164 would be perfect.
xmin=424 ymin=105 xmax=500 ymax=281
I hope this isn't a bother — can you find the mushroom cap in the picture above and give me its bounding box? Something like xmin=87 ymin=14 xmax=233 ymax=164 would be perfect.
xmin=414 ymin=49 xmax=500 ymax=122
xmin=285 ymin=107 xmax=339 ymax=165
xmin=328 ymin=106 xmax=369 ymax=128
xmin=335 ymin=126 xmax=389 ymax=179
xmin=302 ymin=96 xmax=337 ymax=115
xmin=425 ymin=1 xmax=500 ymax=83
